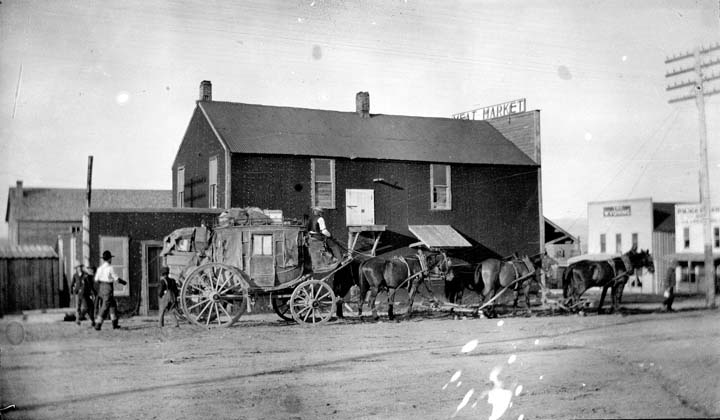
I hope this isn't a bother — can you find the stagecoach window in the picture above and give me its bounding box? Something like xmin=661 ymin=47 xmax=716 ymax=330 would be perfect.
xmin=253 ymin=235 xmax=273 ymax=256
xmin=430 ymin=164 xmax=451 ymax=210
xmin=312 ymin=158 xmax=335 ymax=209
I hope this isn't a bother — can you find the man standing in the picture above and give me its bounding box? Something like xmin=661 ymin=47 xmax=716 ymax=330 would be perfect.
xmin=94 ymin=250 xmax=126 ymax=330
xmin=158 ymin=266 xmax=181 ymax=328
xmin=307 ymin=206 xmax=344 ymax=267
xmin=71 ymin=262 xmax=96 ymax=327
xmin=663 ymin=259 xmax=677 ymax=312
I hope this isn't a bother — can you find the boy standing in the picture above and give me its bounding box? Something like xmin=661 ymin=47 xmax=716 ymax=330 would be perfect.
xmin=158 ymin=266 xmax=181 ymax=328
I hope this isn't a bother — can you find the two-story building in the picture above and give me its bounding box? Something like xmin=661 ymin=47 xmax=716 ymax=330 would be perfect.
xmin=172 ymin=81 xmax=544 ymax=259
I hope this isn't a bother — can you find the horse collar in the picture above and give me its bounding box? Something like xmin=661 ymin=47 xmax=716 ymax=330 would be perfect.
xmin=620 ymin=255 xmax=633 ymax=275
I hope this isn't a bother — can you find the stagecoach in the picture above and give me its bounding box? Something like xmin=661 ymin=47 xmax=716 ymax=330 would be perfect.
xmin=161 ymin=208 xmax=359 ymax=327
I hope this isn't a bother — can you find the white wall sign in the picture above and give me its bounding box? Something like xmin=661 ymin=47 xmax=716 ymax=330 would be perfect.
xmin=603 ymin=205 xmax=631 ymax=217
xmin=452 ymin=98 xmax=527 ymax=120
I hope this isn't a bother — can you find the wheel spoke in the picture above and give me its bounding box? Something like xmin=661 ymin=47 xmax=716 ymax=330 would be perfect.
xmin=219 ymin=302 xmax=233 ymax=319
xmin=215 ymin=302 xmax=222 ymax=325
xmin=316 ymin=290 xmax=332 ymax=302
xmin=205 ymin=302 xmax=214 ymax=326
xmin=187 ymin=298 xmax=210 ymax=311
xmin=196 ymin=299 xmax=213 ymax=320
xmin=216 ymin=271 xmax=232 ymax=293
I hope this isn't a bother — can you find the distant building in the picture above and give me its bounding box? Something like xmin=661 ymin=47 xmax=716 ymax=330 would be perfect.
xmin=586 ymin=198 xmax=678 ymax=294
xmin=669 ymin=203 xmax=720 ymax=294
xmin=5 ymin=180 xmax=172 ymax=246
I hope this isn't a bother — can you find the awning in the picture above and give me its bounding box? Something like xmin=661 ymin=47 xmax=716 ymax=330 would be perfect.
xmin=408 ymin=225 xmax=472 ymax=249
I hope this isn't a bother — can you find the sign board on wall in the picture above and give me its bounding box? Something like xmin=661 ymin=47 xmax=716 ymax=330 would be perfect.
xmin=452 ymin=98 xmax=527 ymax=121
xmin=675 ymin=204 xmax=720 ymax=224
xmin=603 ymin=205 xmax=632 ymax=217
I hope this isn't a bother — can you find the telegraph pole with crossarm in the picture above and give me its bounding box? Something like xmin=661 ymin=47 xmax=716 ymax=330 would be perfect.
xmin=665 ymin=43 xmax=720 ymax=308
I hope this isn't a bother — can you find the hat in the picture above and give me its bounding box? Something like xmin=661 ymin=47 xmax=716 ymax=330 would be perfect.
xmin=74 ymin=260 xmax=84 ymax=268
xmin=85 ymin=266 xmax=96 ymax=274
xmin=311 ymin=206 xmax=324 ymax=213
xmin=102 ymin=250 xmax=115 ymax=261
xmin=160 ymin=266 xmax=170 ymax=275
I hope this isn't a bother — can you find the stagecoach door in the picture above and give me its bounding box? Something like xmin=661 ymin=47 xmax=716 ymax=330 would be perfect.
xmin=345 ymin=189 xmax=375 ymax=226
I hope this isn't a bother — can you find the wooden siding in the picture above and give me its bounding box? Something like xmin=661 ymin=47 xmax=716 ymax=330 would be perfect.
xmin=17 ymin=220 xmax=80 ymax=246
xmin=173 ymin=108 xmax=226 ymax=208
xmin=89 ymin=209 xmax=222 ymax=315
xmin=0 ymin=257 xmax=59 ymax=315
xmin=487 ymin=111 xmax=540 ymax=164
xmin=228 ymin=154 xmax=540 ymax=259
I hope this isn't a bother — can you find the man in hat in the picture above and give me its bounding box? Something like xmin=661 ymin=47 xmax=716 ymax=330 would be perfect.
xmin=158 ymin=266 xmax=181 ymax=328
xmin=94 ymin=250 xmax=126 ymax=330
xmin=662 ymin=259 xmax=677 ymax=312
xmin=70 ymin=261 xmax=96 ymax=327
xmin=307 ymin=206 xmax=345 ymax=267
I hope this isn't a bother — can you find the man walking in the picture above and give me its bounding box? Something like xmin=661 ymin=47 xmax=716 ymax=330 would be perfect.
xmin=71 ymin=262 xmax=96 ymax=327
xmin=158 ymin=266 xmax=181 ymax=328
xmin=94 ymin=250 xmax=126 ymax=330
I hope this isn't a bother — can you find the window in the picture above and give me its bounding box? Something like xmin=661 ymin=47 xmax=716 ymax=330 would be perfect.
xmin=714 ymin=227 xmax=719 ymax=248
xmin=177 ymin=166 xmax=185 ymax=208
xmin=253 ymin=234 xmax=273 ymax=256
xmin=99 ymin=236 xmax=129 ymax=297
xmin=615 ymin=233 xmax=622 ymax=254
xmin=632 ymin=233 xmax=638 ymax=249
xmin=600 ymin=234 xmax=606 ymax=253
xmin=312 ymin=159 xmax=335 ymax=208
xmin=683 ymin=227 xmax=690 ymax=249
xmin=209 ymin=156 xmax=218 ymax=208
xmin=431 ymin=164 xmax=451 ymax=210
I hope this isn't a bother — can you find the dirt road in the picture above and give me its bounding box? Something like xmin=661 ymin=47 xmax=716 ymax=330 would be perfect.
xmin=1 ymin=305 xmax=718 ymax=420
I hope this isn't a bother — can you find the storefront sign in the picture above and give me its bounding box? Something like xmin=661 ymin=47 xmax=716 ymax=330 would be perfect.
xmin=676 ymin=204 xmax=720 ymax=224
xmin=452 ymin=98 xmax=527 ymax=121
xmin=603 ymin=205 xmax=631 ymax=217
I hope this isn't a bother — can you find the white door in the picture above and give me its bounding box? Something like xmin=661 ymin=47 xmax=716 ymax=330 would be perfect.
xmin=346 ymin=189 xmax=375 ymax=226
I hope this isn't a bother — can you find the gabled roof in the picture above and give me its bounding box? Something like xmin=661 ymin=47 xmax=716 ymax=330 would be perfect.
xmin=197 ymin=101 xmax=537 ymax=166
xmin=544 ymin=217 xmax=578 ymax=244
xmin=6 ymin=187 xmax=173 ymax=222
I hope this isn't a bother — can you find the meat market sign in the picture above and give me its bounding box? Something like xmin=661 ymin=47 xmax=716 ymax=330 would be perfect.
xmin=603 ymin=205 xmax=631 ymax=217
xmin=452 ymin=98 xmax=527 ymax=120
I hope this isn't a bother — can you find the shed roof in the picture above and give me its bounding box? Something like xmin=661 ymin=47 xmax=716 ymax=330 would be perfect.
xmin=6 ymin=188 xmax=172 ymax=222
xmin=198 ymin=101 xmax=537 ymax=166
xmin=0 ymin=245 xmax=58 ymax=259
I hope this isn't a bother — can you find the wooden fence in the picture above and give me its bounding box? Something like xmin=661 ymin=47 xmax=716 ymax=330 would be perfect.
xmin=0 ymin=246 xmax=60 ymax=315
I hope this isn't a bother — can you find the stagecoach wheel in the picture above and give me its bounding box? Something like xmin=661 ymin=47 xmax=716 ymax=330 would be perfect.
xmin=271 ymin=295 xmax=294 ymax=322
xmin=180 ymin=263 xmax=250 ymax=328
xmin=289 ymin=280 xmax=336 ymax=325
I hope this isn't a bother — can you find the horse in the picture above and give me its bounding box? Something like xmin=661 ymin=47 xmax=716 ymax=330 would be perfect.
xmin=563 ymin=245 xmax=654 ymax=314
xmin=357 ymin=250 xmax=446 ymax=321
xmin=442 ymin=253 xmax=551 ymax=317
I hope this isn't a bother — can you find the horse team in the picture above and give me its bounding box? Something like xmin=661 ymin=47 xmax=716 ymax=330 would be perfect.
xmin=342 ymin=244 xmax=655 ymax=321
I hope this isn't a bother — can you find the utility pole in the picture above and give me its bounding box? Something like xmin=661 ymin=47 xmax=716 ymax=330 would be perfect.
xmin=665 ymin=44 xmax=720 ymax=308
xmin=83 ymin=156 xmax=93 ymax=267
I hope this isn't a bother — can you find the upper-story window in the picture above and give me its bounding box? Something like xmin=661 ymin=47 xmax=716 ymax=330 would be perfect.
xmin=631 ymin=233 xmax=638 ymax=249
xmin=600 ymin=234 xmax=606 ymax=253
xmin=714 ymin=226 xmax=719 ymax=248
xmin=312 ymin=158 xmax=335 ymax=209
xmin=431 ymin=164 xmax=451 ymax=210
xmin=615 ymin=233 xmax=622 ymax=254
xmin=177 ymin=166 xmax=185 ymax=208
xmin=208 ymin=156 xmax=218 ymax=208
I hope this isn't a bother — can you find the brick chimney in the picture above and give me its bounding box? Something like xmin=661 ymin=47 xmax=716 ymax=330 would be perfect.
xmin=14 ymin=180 xmax=23 ymax=210
xmin=199 ymin=80 xmax=212 ymax=101
xmin=356 ymin=91 xmax=369 ymax=118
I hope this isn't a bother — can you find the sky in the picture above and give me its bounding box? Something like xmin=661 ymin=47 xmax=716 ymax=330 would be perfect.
xmin=1 ymin=0 xmax=719 ymax=240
